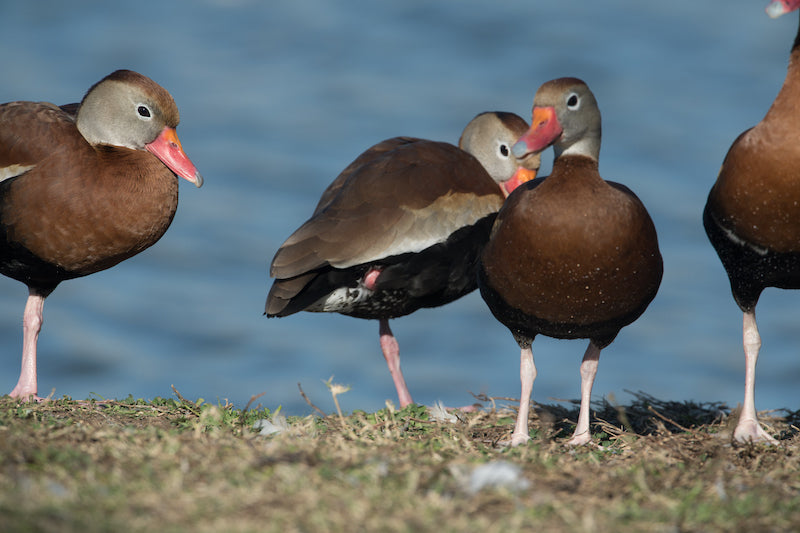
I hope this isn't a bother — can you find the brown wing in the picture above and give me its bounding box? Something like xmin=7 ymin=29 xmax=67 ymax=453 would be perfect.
xmin=312 ymin=137 xmax=420 ymax=215
xmin=0 ymin=101 xmax=80 ymax=177
xmin=270 ymin=138 xmax=503 ymax=279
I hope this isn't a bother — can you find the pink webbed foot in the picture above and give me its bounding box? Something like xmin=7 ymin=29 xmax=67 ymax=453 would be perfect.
xmin=509 ymin=430 xmax=531 ymax=447
xmin=8 ymin=389 xmax=47 ymax=403
xmin=733 ymin=417 xmax=778 ymax=444
xmin=565 ymin=430 xmax=592 ymax=447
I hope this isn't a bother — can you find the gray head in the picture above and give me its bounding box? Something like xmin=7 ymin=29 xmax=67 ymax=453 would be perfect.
xmin=77 ymin=69 xmax=180 ymax=150
xmin=512 ymin=78 xmax=601 ymax=162
xmin=459 ymin=111 xmax=540 ymax=196
xmin=76 ymin=70 xmax=202 ymax=186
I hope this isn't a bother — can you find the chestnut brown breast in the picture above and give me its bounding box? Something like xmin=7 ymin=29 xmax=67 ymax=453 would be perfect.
xmin=0 ymin=100 xmax=178 ymax=287
xmin=481 ymin=156 xmax=662 ymax=340
xmin=707 ymin=124 xmax=800 ymax=254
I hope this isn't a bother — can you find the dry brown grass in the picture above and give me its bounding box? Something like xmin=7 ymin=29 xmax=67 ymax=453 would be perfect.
xmin=0 ymin=390 xmax=798 ymax=532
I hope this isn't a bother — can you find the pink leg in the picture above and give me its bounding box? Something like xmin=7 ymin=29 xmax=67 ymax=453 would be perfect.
xmin=565 ymin=341 xmax=601 ymax=447
xmin=734 ymin=311 xmax=777 ymax=443
xmin=9 ymin=289 xmax=46 ymax=402
xmin=379 ymin=319 xmax=413 ymax=407
xmin=511 ymin=343 xmax=537 ymax=447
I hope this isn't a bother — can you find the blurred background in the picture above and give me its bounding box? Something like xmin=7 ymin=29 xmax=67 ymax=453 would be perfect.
xmin=0 ymin=0 xmax=798 ymax=416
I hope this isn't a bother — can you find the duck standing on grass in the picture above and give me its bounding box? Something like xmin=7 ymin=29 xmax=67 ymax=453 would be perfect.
xmin=703 ymin=0 xmax=800 ymax=443
xmin=0 ymin=70 xmax=203 ymax=401
xmin=479 ymin=78 xmax=663 ymax=446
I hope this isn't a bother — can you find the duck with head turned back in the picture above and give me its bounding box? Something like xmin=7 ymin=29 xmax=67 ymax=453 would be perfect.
xmin=479 ymin=78 xmax=662 ymax=446
xmin=703 ymin=0 xmax=800 ymax=444
xmin=0 ymin=69 xmax=203 ymax=401
xmin=266 ymin=112 xmax=538 ymax=408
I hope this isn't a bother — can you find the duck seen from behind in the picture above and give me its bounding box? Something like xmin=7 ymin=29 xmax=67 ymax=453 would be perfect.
xmin=703 ymin=0 xmax=800 ymax=443
xmin=480 ymin=78 xmax=663 ymax=446
xmin=0 ymin=69 xmax=203 ymax=401
xmin=266 ymin=112 xmax=538 ymax=408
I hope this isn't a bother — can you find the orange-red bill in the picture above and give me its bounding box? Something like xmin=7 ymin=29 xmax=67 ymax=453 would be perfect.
xmin=145 ymin=127 xmax=204 ymax=187
xmin=502 ymin=166 xmax=538 ymax=197
xmin=511 ymin=106 xmax=563 ymax=159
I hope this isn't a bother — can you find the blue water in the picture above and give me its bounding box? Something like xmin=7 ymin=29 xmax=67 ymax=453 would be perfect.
xmin=1 ymin=0 xmax=798 ymax=416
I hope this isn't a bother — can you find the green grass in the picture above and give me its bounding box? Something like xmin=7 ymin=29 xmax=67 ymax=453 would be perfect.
xmin=0 ymin=389 xmax=798 ymax=532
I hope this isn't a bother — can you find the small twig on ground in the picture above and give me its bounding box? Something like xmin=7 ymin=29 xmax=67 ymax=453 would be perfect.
xmin=171 ymin=385 xmax=201 ymax=416
xmin=647 ymin=405 xmax=708 ymax=439
xmin=239 ymin=392 xmax=267 ymax=427
xmin=472 ymin=392 xmax=519 ymax=404
xmin=298 ymin=382 xmax=327 ymax=417
xmin=243 ymin=392 xmax=266 ymax=413
xmin=606 ymin=393 xmax=634 ymax=433
xmin=469 ymin=392 xmax=498 ymax=411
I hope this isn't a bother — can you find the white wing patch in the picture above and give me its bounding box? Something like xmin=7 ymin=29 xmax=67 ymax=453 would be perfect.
xmin=307 ymin=283 xmax=375 ymax=313
xmin=0 ymin=164 xmax=35 ymax=183
xmin=332 ymin=191 xmax=502 ymax=268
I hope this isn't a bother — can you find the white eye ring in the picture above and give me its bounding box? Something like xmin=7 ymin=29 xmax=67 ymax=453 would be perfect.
xmin=498 ymin=142 xmax=510 ymax=158
xmin=566 ymin=93 xmax=580 ymax=110
xmin=136 ymin=104 xmax=153 ymax=120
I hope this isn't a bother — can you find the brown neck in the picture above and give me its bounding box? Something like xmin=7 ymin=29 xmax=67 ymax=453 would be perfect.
xmin=552 ymin=154 xmax=600 ymax=176
xmin=764 ymin=12 xmax=800 ymax=124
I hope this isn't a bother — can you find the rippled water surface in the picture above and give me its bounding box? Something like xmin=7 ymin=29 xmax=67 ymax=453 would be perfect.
xmin=1 ymin=1 xmax=799 ymax=415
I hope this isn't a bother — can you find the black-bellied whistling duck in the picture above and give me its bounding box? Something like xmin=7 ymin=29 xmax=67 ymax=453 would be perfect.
xmin=0 ymin=69 xmax=202 ymax=401
xmin=266 ymin=112 xmax=539 ymax=408
xmin=703 ymin=0 xmax=800 ymax=443
xmin=479 ymin=78 xmax=663 ymax=446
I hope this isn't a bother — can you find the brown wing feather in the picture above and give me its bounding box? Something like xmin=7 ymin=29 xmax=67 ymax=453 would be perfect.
xmin=270 ymin=138 xmax=502 ymax=278
xmin=0 ymin=102 xmax=79 ymax=172
xmin=313 ymin=137 xmax=420 ymax=214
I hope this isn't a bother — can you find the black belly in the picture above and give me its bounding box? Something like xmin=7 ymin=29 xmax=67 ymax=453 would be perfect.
xmin=272 ymin=214 xmax=497 ymax=320
xmin=703 ymin=200 xmax=800 ymax=312
xmin=0 ymin=238 xmax=76 ymax=296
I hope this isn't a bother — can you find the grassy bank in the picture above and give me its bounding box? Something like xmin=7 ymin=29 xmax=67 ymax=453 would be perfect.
xmin=0 ymin=388 xmax=798 ymax=532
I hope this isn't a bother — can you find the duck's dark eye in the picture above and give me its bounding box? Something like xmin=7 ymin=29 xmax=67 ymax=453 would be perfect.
xmin=567 ymin=94 xmax=579 ymax=108
xmin=499 ymin=144 xmax=509 ymax=157
xmin=137 ymin=105 xmax=151 ymax=118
